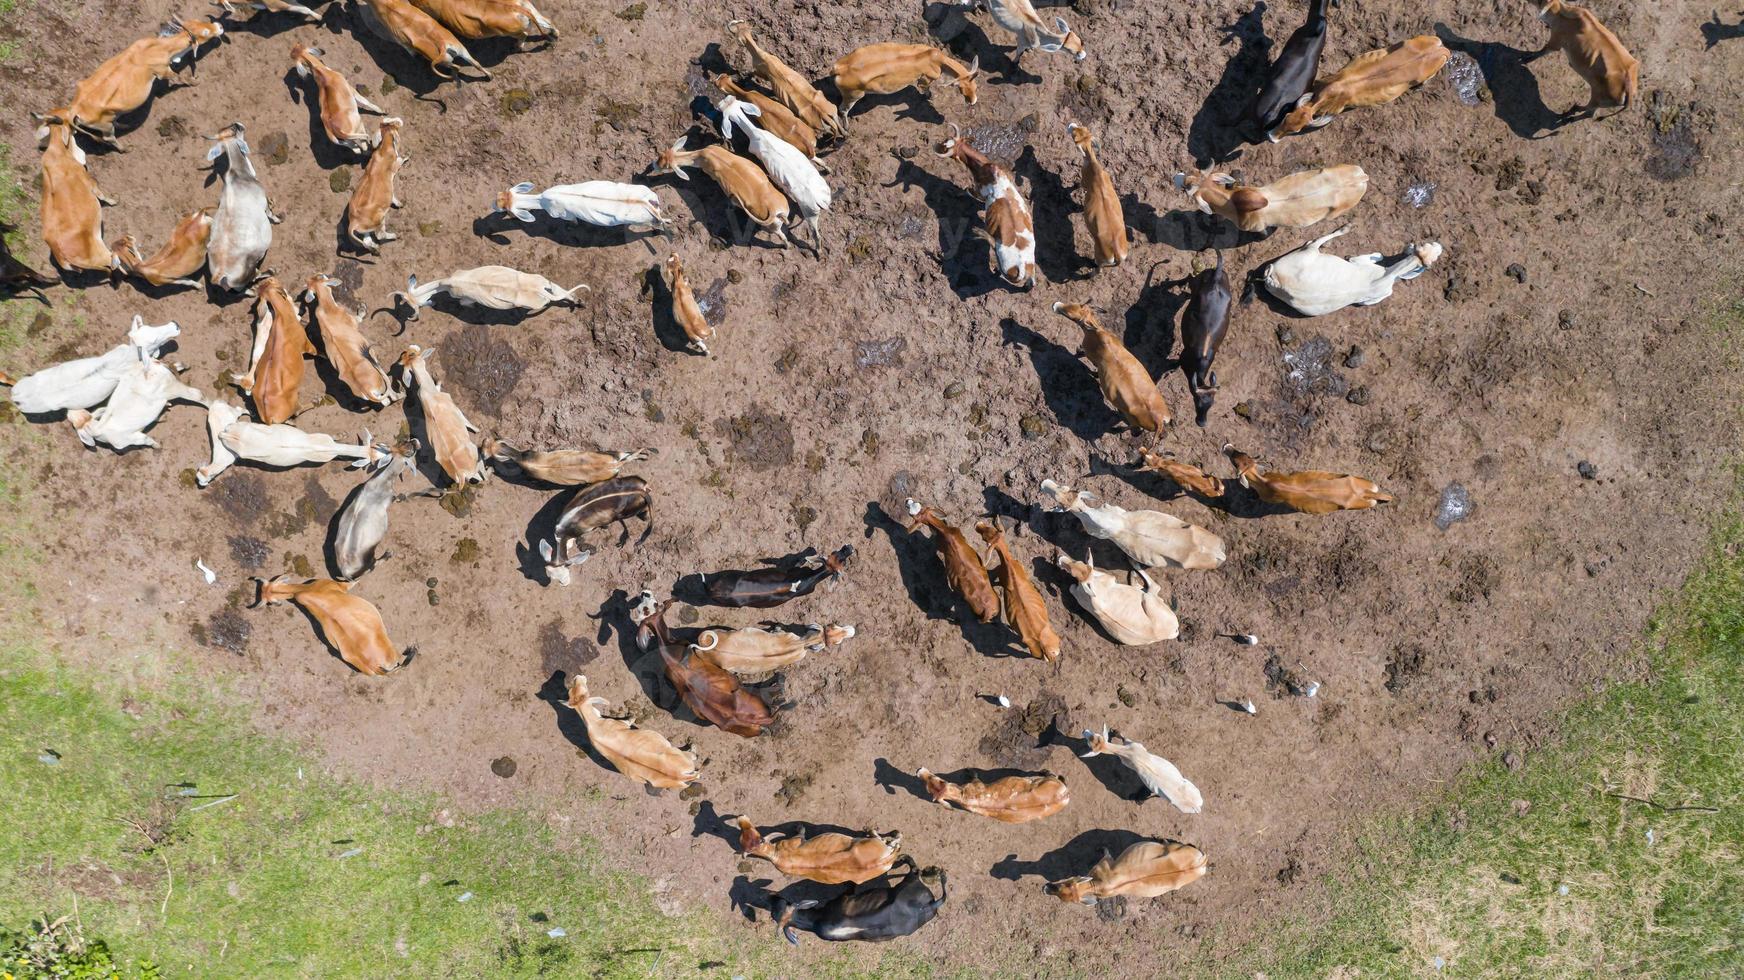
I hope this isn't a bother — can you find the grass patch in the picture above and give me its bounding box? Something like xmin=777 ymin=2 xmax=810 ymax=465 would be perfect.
xmin=1243 ymin=508 xmax=1744 ymax=977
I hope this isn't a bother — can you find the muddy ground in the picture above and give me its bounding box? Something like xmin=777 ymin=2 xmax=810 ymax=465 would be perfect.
xmin=3 ymin=0 xmax=1742 ymax=973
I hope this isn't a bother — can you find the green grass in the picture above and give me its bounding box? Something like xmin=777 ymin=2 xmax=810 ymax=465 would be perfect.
xmin=1244 ymin=510 xmax=1744 ymax=977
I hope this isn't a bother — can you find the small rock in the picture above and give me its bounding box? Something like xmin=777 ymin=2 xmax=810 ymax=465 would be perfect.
xmin=678 ymin=783 xmax=705 ymax=801
xmin=860 ymin=428 xmax=880 ymax=456
xmin=615 ymin=2 xmax=645 ymax=19
xmin=1116 ymin=685 xmax=1137 ymax=708
xmin=943 ymin=381 xmax=966 ymax=399
xmin=1019 ymin=414 xmax=1046 ymax=439
xmin=1346 ymin=386 xmax=1370 ymax=406
xmin=677 ymin=604 xmax=699 ymax=625
xmin=427 ymin=590 xmax=439 ymax=606
xmin=155 ymin=115 xmax=188 ymax=139
xmin=491 ymin=756 xmax=517 ymax=778
xmin=1344 ymin=346 xmax=1366 ymax=369
xmin=1275 ymin=325 xmax=1296 ymax=346
xmin=895 ymin=144 xmax=918 ymax=160
xmin=736 ymin=860 xmax=756 ymax=874
xmin=329 ymin=169 xmax=352 ymax=193
xmin=380 ymin=76 xmax=399 ymax=94
xmin=1483 ymin=731 xmax=1498 ymax=748
xmin=1502 ymin=751 xmax=1522 ymax=771
xmin=1505 ymin=263 xmax=1527 ymax=284
xmin=1577 ymin=460 xmax=1598 ymax=480
xmin=426 ymin=577 xmax=439 ymax=589
xmin=1558 ymin=309 xmax=1577 ymax=330
xmin=289 ymin=554 xmax=314 ymax=578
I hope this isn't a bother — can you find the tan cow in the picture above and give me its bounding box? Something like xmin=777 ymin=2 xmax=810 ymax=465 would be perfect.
xmin=304 ymin=274 xmax=395 ymax=407
xmin=234 ymin=276 xmax=314 ymax=424
xmin=1051 ymin=302 xmax=1169 ymax=432
xmin=661 ymin=253 xmax=713 ymax=354
xmin=728 ymin=20 xmax=844 ymax=139
xmin=252 ymin=575 xmax=414 ymax=675
xmin=563 ymin=674 xmax=698 ymax=789
xmin=291 ymin=43 xmax=383 ymax=154
xmin=345 ymin=117 xmax=407 ymax=254
xmin=934 ymin=125 xmax=1036 ymax=288
xmin=1134 ymin=447 xmax=1224 ymax=497
xmin=977 ymin=519 xmax=1061 ymax=662
xmin=483 ymin=441 xmax=652 ymax=485
xmin=651 ymin=139 xmax=791 ymax=248
xmin=1066 ymin=121 xmax=1128 ymax=269
xmin=1176 ymin=165 xmax=1368 ymax=234
xmin=1526 ymin=0 xmax=1639 ymax=116
xmin=1271 ymin=36 xmax=1450 ymax=139
xmin=832 ymin=43 xmax=978 ymax=122
xmin=733 ymin=816 xmax=902 ymax=885
xmin=37 ymin=120 xmax=117 ymax=276
xmin=114 ymin=207 xmax=214 ymax=288
xmin=409 ymin=0 xmax=556 ymax=40
xmin=354 ymin=0 xmax=490 ymax=80
xmin=1044 ymin=841 xmax=1207 ymax=905
xmin=43 ymin=17 xmax=225 ymax=146
xmin=1223 ymin=444 xmax=1392 ymax=513
xmin=396 ymin=345 xmax=484 ymax=485
xmin=917 ymin=768 xmax=1069 ymax=823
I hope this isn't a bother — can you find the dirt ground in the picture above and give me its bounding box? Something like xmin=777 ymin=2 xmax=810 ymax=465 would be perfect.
xmin=4 ymin=0 xmax=1743 ymax=973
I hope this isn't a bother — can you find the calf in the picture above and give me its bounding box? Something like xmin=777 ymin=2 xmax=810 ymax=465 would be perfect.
xmin=4 ymin=317 xmax=179 ymax=415
xmin=38 ymin=119 xmax=117 ymax=276
xmin=114 ymin=207 xmax=214 ymax=288
xmin=831 ymin=43 xmax=978 ymax=122
xmin=905 ymin=500 xmax=999 ymax=623
xmin=198 ymin=399 xmax=385 ymax=484
xmin=1066 ymin=122 xmax=1127 ymax=270
xmin=976 ymin=519 xmax=1061 ymax=662
xmin=1041 ymin=479 xmax=1226 ymax=571
xmin=962 ymin=0 xmax=1086 ymax=63
xmin=712 ymin=75 xmax=826 ymax=171
xmin=692 ymin=623 xmax=855 ymax=673
xmin=564 ymin=674 xmax=699 ymax=789
xmin=305 ymin=274 xmax=395 ymax=406
xmin=408 ymin=0 xmax=556 ymax=41
xmin=1179 ymin=251 xmax=1232 ymax=425
xmin=1080 ymin=726 xmax=1202 ymax=812
xmin=354 ymin=0 xmax=490 ymax=80
xmin=728 ymin=20 xmax=844 ymax=140
xmin=1248 ymin=0 xmax=1334 ymax=135
xmin=633 ymin=592 xmax=776 ymax=737
xmin=204 ymin=123 xmax=278 ymax=292
xmin=917 ymin=768 xmax=1069 ymax=823
xmin=396 ymin=345 xmax=484 ymax=486
xmin=1176 ymin=165 xmax=1367 ymax=234
xmin=1056 ymin=554 xmax=1178 ymax=645
xmin=1044 ymin=841 xmax=1207 ymax=905
xmin=731 ymin=814 xmax=901 ymax=884
xmin=292 ymin=43 xmax=382 ymax=154
xmin=934 ymin=125 xmax=1036 ymax=288
xmin=701 ymin=545 xmax=854 ymax=607
xmin=1271 ymin=35 xmax=1450 ymax=139
xmin=330 ymin=441 xmax=415 ymax=579
xmin=252 ymin=575 xmax=414 ymax=675
xmin=68 ymin=356 xmax=205 ymax=451
xmin=773 ymin=858 xmax=945 ymax=944
xmin=538 ymin=476 xmax=653 ymax=586
xmin=1133 ymin=447 xmax=1224 ymax=498
xmin=661 ymin=253 xmax=714 ymax=354
xmin=652 ymin=139 xmax=792 ymax=248
xmin=392 ymin=266 xmax=587 ymax=321
xmin=46 ymin=17 xmax=225 ymax=146
xmin=1526 ymin=0 xmax=1638 ymax=116
xmin=1223 ymin=443 xmax=1392 ymax=513
xmin=1051 ymin=302 xmax=1169 ymax=432
xmin=235 ymin=276 xmax=314 ymax=424
xmin=483 ymin=440 xmax=652 ymax=485
xmin=1262 ymin=226 xmax=1442 ymax=316
xmin=345 ymin=117 xmax=407 ymax=254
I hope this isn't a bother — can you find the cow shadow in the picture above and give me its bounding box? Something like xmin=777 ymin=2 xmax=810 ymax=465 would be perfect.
xmin=999 ymin=318 xmax=1119 ymax=440
xmin=1015 ymin=145 xmax=1082 ymax=282
xmin=922 ymin=2 xmax=1035 ymax=84
xmin=1186 ymin=3 xmax=1271 ymax=165
xmin=1435 ymin=24 xmax=1568 ymax=138
xmin=1152 ymin=208 xmax=1267 ymax=253
xmin=1124 ymin=262 xmax=1189 ymax=381
xmin=838 ymin=89 xmax=949 ymax=130
xmin=989 ymin=828 xmax=1159 ymax=882
xmin=1704 ymin=11 xmax=1744 ymax=47
xmin=215 ymin=7 xmax=325 ymax=39
xmin=1120 ymin=191 xmax=1168 ymax=246
xmin=863 ymin=501 xmax=1023 ymax=659
xmin=887 ymin=159 xmax=999 ymax=300
xmin=471 ymin=210 xmax=661 ymax=251
xmin=871 ymin=757 xmax=932 ymax=802
xmin=591 ymin=588 xmax=676 ymax=711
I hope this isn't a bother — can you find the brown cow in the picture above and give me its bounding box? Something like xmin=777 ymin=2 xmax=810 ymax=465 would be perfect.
xmin=291 ymin=43 xmax=382 ymax=154
xmin=633 ymin=592 xmax=775 ymax=738
xmin=1044 ymin=841 xmax=1207 ymax=905
xmin=409 ymin=0 xmax=556 ymax=40
xmin=1051 ymin=302 xmax=1170 ymax=432
xmin=114 ymin=207 xmax=214 ymax=288
xmin=832 ymin=43 xmax=978 ymax=122
xmin=1224 ymin=444 xmax=1392 ymax=514
xmin=37 ymin=120 xmax=117 ymax=276
xmin=252 ymin=575 xmax=414 ymax=675
xmin=1067 ymin=121 xmax=1128 ymax=269
xmin=43 ymin=17 xmax=225 ymax=146
xmin=344 ymin=117 xmax=407 ymax=254
xmin=1271 ymin=36 xmax=1450 ymax=139
xmin=905 ymin=499 xmax=1000 ymax=623
xmin=1525 ymin=0 xmax=1639 ymax=116
xmin=732 ymin=816 xmax=901 ymax=885
xmin=304 ymin=274 xmax=395 ymax=407
xmin=976 ymin=519 xmax=1061 ymax=662
xmin=917 ymin=768 xmax=1069 ymax=823
xmin=354 ymin=0 xmax=490 ymax=79
xmin=235 ymin=276 xmax=314 ymax=424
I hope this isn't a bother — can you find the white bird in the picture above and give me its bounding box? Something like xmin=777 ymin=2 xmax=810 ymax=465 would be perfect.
xmin=495 ymin=181 xmax=669 ymax=232
xmin=2 ymin=316 xmax=179 ymax=415
xmin=1263 ymin=226 xmax=1443 ymax=317
xmin=717 ymin=95 xmax=832 ymax=253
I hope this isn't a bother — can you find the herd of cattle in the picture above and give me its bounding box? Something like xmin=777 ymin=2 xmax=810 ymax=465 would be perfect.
xmin=0 ymin=0 xmax=1639 ymax=947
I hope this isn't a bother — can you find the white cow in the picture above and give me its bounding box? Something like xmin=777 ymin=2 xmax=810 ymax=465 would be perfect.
xmin=67 ymin=356 xmax=205 ymax=451
xmin=495 ymin=181 xmax=669 ymax=232
xmin=3 ymin=315 xmax=179 ymax=414
xmin=198 ymin=398 xmax=385 ymax=485
xmin=1263 ymin=227 xmax=1443 ymax=317
xmin=717 ymin=95 xmax=831 ymax=252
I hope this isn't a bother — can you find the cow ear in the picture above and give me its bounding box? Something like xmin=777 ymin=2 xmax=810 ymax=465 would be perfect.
xmin=511 ymin=181 xmax=535 ymax=193
xmin=206 ymin=143 xmax=224 ymax=162
xmin=511 ymin=208 xmax=536 ymax=222
xmin=538 ymin=540 xmax=554 ymax=563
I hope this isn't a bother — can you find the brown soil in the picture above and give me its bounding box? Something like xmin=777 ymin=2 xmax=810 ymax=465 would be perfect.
xmin=3 ymin=0 xmax=1742 ymax=973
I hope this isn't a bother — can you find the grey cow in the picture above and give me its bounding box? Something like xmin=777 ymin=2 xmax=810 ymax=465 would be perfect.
xmin=330 ymin=442 xmax=415 ymax=580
